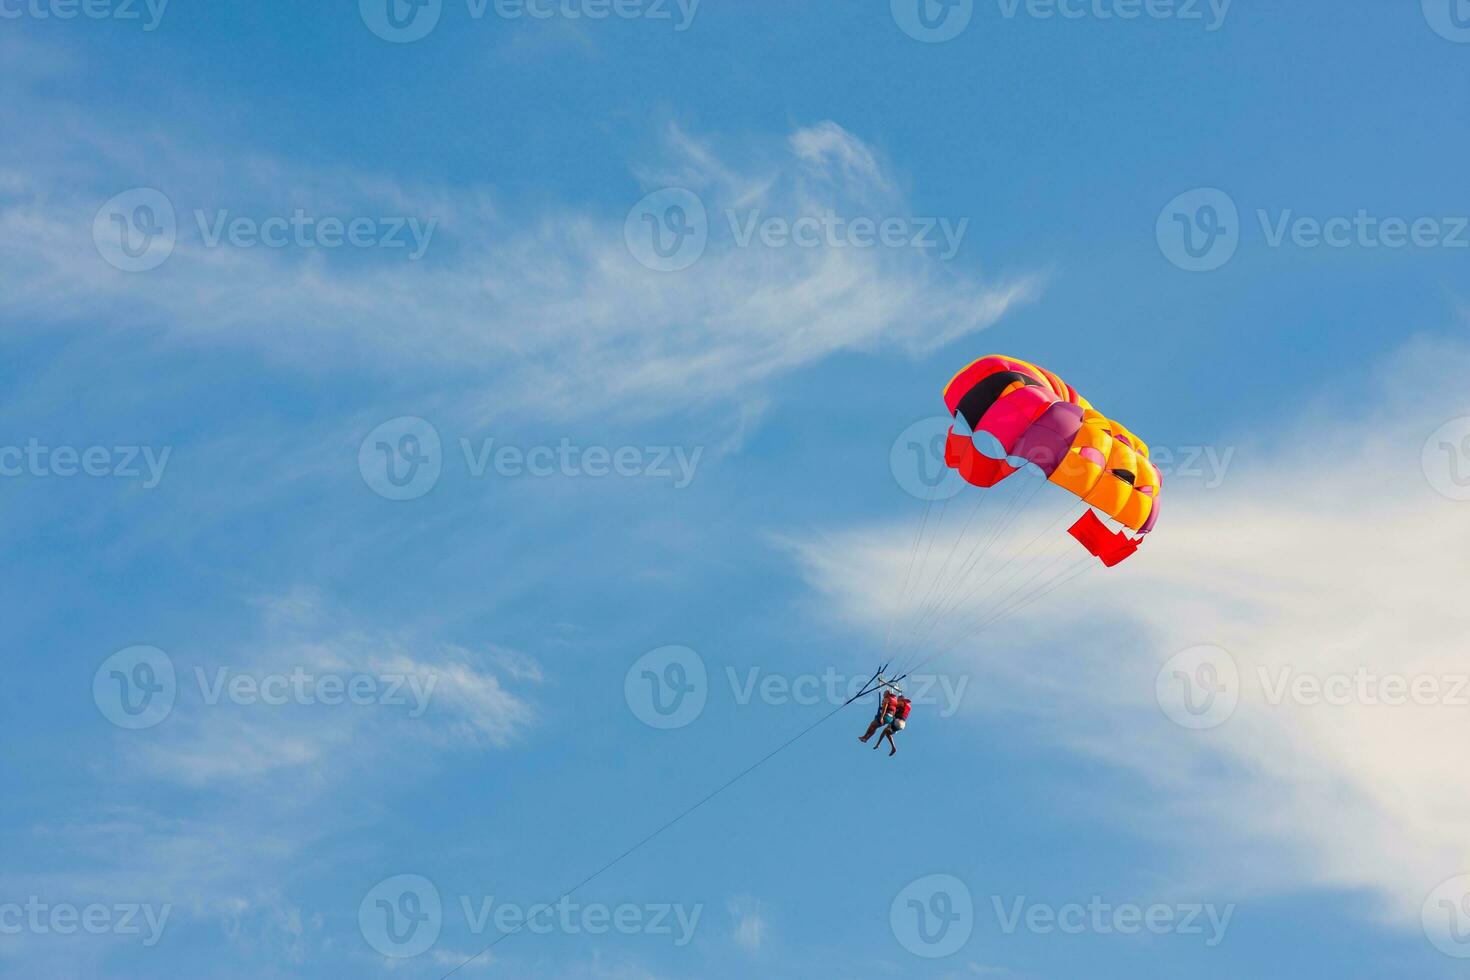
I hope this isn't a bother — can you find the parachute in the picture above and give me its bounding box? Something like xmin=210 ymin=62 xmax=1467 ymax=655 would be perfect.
xmin=878 ymin=354 xmax=1162 ymax=677
xmin=943 ymin=354 xmax=1159 ymax=565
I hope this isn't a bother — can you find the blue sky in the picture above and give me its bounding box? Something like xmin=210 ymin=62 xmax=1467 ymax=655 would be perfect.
xmin=3 ymin=2 xmax=1470 ymax=977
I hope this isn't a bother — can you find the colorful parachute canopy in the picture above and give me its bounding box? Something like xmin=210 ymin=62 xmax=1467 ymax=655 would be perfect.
xmin=942 ymin=355 xmax=1160 ymax=563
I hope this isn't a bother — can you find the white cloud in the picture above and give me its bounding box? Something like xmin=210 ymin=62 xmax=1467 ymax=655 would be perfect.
xmin=789 ymin=334 xmax=1470 ymax=932
xmin=137 ymin=590 xmax=540 ymax=788
xmin=0 ymin=81 xmax=1037 ymax=425
xmin=5 ymin=806 xmax=323 ymax=965
xmin=727 ymin=895 xmax=767 ymax=952
xmin=789 ymin=120 xmax=889 ymax=192
xmin=6 ymin=595 xmax=543 ymax=973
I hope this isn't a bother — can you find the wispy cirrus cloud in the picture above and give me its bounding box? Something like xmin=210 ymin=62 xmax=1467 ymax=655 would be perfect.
xmin=1 ymin=47 xmax=1038 ymax=426
xmin=5 ymin=590 xmax=545 ymax=969
xmin=134 ymin=588 xmax=539 ymax=789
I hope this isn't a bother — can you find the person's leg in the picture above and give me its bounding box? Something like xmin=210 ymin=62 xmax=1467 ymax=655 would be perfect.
xmin=879 ymin=727 xmax=896 ymax=755
xmin=859 ymin=716 xmax=882 ymax=742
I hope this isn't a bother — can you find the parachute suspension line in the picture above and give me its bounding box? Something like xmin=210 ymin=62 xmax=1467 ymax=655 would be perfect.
xmin=982 ymin=552 xmax=1098 ymax=633
xmin=889 ymin=469 xmax=1054 ymax=670
xmin=983 ymin=513 xmax=1090 ymax=616
xmin=905 ymin=486 xmax=988 ymax=626
xmin=883 ymin=351 xmax=1164 ymax=684
xmin=909 ymin=467 xmax=1034 ymax=620
xmin=882 ymin=476 xmax=1011 ymax=680
xmin=922 ymin=520 xmax=1090 ymax=660
xmin=889 ymin=475 xmax=1049 ymax=679
xmin=895 ymin=488 xmax=954 ymax=658
xmin=939 ymin=554 xmax=1100 ymax=663
xmin=880 ymin=482 xmax=942 ymax=662
xmin=886 ymin=481 xmax=992 ymax=669
xmin=888 ymin=466 xmax=1041 ymax=669
xmin=885 ymin=433 xmax=1020 ymax=683
xmin=899 ymin=502 xmax=1080 ymax=667
xmin=938 ymin=498 xmax=1087 ymax=631
xmin=900 ymin=553 xmax=1102 ymax=684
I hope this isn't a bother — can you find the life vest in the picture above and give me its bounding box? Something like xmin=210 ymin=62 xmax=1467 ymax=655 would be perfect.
xmin=880 ymin=691 xmax=898 ymax=715
xmin=894 ymin=698 xmax=912 ymax=721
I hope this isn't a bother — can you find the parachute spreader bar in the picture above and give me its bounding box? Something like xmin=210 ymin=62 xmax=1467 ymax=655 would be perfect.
xmin=845 ymin=664 xmax=888 ymax=706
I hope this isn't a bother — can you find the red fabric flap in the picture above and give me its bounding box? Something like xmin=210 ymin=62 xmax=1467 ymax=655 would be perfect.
xmin=1068 ymin=511 xmax=1142 ymax=567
